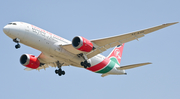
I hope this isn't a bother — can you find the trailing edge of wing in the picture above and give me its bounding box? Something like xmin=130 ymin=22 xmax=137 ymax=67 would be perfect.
xmin=117 ymin=62 xmax=152 ymax=70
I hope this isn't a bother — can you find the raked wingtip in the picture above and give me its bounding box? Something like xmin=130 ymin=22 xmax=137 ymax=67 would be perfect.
xmin=162 ymin=22 xmax=178 ymax=26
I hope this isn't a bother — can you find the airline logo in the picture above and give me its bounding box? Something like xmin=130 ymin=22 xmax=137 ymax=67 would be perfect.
xmin=114 ymin=49 xmax=121 ymax=60
xmin=108 ymin=44 xmax=124 ymax=65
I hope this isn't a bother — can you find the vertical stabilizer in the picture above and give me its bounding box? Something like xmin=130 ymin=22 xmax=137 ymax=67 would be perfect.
xmin=107 ymin=43 xmax=124 ymax=65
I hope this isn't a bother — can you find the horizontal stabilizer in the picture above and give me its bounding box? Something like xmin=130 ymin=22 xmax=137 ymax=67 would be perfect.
xmin=101 ymin=74 xmax=109 ymax=77
xmin=117 ymin=62 xmax=152 ymax=70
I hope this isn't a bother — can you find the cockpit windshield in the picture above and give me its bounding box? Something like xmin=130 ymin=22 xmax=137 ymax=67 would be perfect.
xmin=8 ymin=23 xmax=17 ymax=25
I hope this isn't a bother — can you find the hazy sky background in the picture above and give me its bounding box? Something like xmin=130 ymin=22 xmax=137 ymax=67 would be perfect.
xmin=1 ymin=0 xmax=180 ymax=99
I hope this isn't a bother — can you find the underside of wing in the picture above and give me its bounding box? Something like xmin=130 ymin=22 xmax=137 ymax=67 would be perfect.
xmin=35 ymin=53 xmax=69 ymax=71
xmin=61 ymin=22 xmax=178 ymax=59
xmin=38 ymin=52 xmax=57 ymax=63
xmin=60 ymin=44 xmax=82 ymax=55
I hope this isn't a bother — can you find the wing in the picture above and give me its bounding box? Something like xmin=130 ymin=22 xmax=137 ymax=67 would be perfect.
xmin=62 ymin=22 xmax=178 ymax=59
xmin=24 ymin=53 xmax=69 ymax=71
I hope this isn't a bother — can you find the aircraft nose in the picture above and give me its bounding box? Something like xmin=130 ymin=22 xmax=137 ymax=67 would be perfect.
xmin=3 ymin=25 xmax=10 ymax=34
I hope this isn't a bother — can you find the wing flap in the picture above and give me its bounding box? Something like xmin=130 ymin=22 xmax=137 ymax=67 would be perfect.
xmin=117 ymin=62 xmax=152 ymax=70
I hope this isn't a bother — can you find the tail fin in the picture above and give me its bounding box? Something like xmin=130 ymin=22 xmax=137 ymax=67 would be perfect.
xmin=107 ymin=43 xmax=124 ymax=65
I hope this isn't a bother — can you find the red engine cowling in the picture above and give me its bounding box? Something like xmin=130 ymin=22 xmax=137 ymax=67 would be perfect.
xmin=20 ymin=54 xmax=40 ymax=69
xmin=72 ymin=36 xmax=94 ymax=52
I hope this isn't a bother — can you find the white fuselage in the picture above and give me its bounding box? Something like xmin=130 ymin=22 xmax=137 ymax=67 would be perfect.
xmin=3 ymin=22 xmax=125 ymax=75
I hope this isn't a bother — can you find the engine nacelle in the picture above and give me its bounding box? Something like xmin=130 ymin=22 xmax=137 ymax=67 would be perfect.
xmin=72 ymin=36 xmax=94 ymax=52
xmin=20 ymin=54 xmax=40 ymax=69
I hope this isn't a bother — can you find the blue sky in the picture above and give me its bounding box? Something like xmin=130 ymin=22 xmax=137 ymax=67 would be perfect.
xmin=1 ymin=0 xmax=180 ymax=99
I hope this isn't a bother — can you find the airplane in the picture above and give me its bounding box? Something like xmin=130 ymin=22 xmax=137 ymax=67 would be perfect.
xmin=3 ymin=22 xmax=178 ymax=77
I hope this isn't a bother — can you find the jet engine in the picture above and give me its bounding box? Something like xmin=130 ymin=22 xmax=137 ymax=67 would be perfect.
xmin=20 ymin=54 xmax=40 ymax=69
xmin=72 ymin=36 xmax=94 ymax=52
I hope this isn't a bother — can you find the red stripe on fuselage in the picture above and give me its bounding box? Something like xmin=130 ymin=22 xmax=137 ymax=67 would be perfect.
xmin=87 ymin=58 xmax=110 ymax=72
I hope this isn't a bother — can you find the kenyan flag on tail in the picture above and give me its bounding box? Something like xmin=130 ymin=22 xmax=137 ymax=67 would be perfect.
xmin=107 ymin=43 xmax=124 ymax=65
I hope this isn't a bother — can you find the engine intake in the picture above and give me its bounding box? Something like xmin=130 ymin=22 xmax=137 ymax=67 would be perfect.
xmin=72 ymin=36 xmax=94 ymax=52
